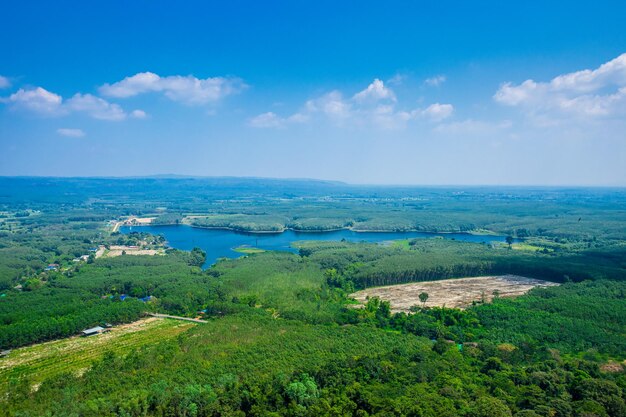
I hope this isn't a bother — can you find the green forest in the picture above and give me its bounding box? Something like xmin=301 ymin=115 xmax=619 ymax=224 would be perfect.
xmin=0 ymin=178 xmax=625 ymax=416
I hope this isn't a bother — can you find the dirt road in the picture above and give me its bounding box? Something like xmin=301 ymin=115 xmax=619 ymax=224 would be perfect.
xmin=147 ymin=313 xmax=208 ymax=323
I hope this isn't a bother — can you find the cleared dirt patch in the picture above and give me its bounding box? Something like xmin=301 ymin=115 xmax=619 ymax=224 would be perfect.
xmin=350 ymin=275 xmax=558 ymax=312
xmin=98 ymin=245 xmax=165 ymax=258
xmin=105 ymin=247 xmax=163 ymax=257
xmin=600 ymin=361 xmax=625 ymax=373
xmin=123 ymin=217 xmax=156 ymax=225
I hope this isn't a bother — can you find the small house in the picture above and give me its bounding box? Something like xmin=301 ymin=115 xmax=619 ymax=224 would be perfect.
xmin=1 ymin=349 xmax=11 ymax=357
xmin=139 ymin=296 xmax=152 ymax=302
xmin=81 ymin=326 xmax=105 ymax=337
xmin=45 ymin=264 xmax=59 ymax=271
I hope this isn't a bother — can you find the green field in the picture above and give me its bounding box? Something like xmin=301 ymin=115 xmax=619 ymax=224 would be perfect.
xmin=0 ymin=318 xmax=195 ymax=391
xmin=232 ymin=245 xmax=267 ymax=254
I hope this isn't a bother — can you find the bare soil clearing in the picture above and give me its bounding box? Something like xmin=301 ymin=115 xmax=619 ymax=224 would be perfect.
xmin=96 ymin=245 xmax=165 ymax=258
xmin=106 ymin=246 xmax=163 ymax=257
xmin=111 ymin=217 xmax=155 ymax=232
xmin=350 ymin=275 xmax=558 ymax=312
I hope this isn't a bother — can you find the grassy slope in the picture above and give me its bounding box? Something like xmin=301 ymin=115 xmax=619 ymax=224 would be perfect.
xmin=0 ymin=319 xmax=195 ymax=390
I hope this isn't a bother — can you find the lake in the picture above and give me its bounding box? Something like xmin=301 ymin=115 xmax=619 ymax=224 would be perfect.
xmin=119 ymin=225 xmax=515 ymax=268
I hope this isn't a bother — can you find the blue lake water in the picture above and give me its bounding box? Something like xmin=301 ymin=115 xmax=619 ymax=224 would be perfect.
xmin=120 ymin=225 xmax=514 ymax=268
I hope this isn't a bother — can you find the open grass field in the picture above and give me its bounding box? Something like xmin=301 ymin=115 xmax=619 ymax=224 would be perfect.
xmin=233 ymin=245 xmax=266 ymax=254
xmin=350 ymin=275 xmax=559 ymax=312
xmin=0 ymin=318 xmax=195 ymax=392
xmin=511 ymin=242 xmax=548 ymax=252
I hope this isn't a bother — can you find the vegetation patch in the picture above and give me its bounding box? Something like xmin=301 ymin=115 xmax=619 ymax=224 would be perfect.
xmin=0 ymin=318 xmax=194 ymax=391
xmin=232 ymin=245 xmax=266 ymax=254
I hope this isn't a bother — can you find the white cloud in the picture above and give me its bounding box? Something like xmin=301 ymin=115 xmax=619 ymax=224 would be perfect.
xmin=249 ymin=111 xmax=309 ymax=128
xmin=57 ymin=128 xmax=85 ymax=138
xmin=130 ymin=109 xmax=148 ymax=119
xmin=494 ymin=80 xmax=538 ymax=106
xmin=0 ymin=75 xmax=11 ymax=89
xmin=424 ymin=75 xmax=446 ymax=87
xmin=306 ymin=91 xmax=353 ymax=119
xmin=100 ymin=72 xmax=160 ymax=97
xmin=370 ymin=105 xmax=414 ymax=130
xmin=353 ymin=79 xmax=396 ymax=103
xmin=99 ymin=72 xmax=246 ymax=105
xmin=2 ymin=87 xmax=144 ymax=121
xmin=249 ymin=112 xmax=284 ymax=128
xmin=65 ymin=94 xmax=126 ymax=121
xmin=286 ymin=112 xmax=309 ymax=123
xmin=550 ymin=54 xmax=626 ymax=93
xmin=494 ymin=53 xmax=626 ymax=120
xmin=251 ymin=79 xmax=454 ymax=130
xmin=376 ymin=103 xmax=453 ymax=129
xmin=5 ymin=87 xmax=64 ymax=115
xmin=420 ymin=103 xmax=454 ymax=121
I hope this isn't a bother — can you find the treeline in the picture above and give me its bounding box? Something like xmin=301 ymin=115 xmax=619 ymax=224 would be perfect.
xmin=151 ymin=213 xmax=183 ymax=225
xmin=0 ymin=250 xmax=225 ymax=349
xmin=300 ymin=239 xmax=626 ymax=290
xmin=189 ymin=214 xmax=287 ymax=232
xmin=0 ymin=295 xmax=146 ymax=348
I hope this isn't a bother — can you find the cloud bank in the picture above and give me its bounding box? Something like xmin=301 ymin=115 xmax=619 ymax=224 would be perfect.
xmin=494 ymin=53 xmax=626 ymax=121
xmin=250 ymin=79 xmax=453 ymax=129
xmin=99 ymin=72 xmax=246 ymax=105
xmin=4 ymin=87 xmax=145 ymax=121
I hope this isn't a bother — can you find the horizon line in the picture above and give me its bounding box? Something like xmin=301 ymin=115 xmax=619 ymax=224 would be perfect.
xmin=0 ymin=174 xmax=625 ymax=189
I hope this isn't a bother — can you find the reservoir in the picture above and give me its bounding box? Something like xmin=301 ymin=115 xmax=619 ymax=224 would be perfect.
xmin=119 ymin=225 xmax=515 ymax=268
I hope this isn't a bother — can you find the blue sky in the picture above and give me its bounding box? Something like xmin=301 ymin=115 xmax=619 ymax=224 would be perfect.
xmin=1 ymin=1 xmax=625 ymax=185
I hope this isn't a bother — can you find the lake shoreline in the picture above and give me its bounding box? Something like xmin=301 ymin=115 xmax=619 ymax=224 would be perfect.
xmin=122 ymin=221 xmax=499 ymax=237
xmin=118 ymin=223 xmax=516 ymax=268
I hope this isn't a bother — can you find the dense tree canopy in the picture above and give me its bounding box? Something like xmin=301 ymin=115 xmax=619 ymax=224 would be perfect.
xmin=0 ymin=179 xmax=624 ymax=416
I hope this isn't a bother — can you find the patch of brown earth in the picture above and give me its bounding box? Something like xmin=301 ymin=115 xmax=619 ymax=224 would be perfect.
xmin=350 ymin=275 xmax=558 ymax=312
